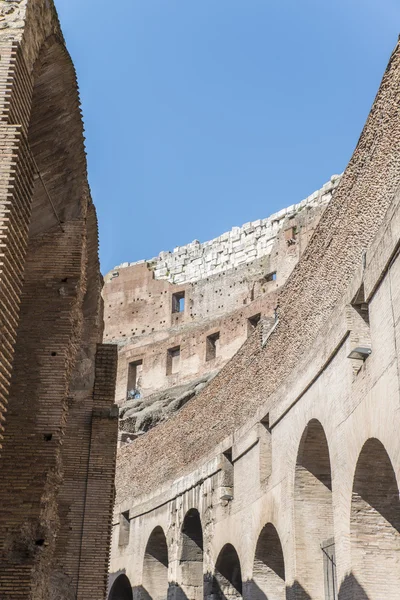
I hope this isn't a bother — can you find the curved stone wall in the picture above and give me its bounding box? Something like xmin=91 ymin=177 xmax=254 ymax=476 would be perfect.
xmin=110 ymin=39 xmax=400 ymax=600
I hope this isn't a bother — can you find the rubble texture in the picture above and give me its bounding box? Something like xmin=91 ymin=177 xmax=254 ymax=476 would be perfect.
xmin=119 ymin=373 xmax=217 ymax=436
xmin=115 ymin=176 xmax=341 ymax=285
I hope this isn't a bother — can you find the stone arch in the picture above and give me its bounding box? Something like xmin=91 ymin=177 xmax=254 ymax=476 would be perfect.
xmin=180 ymin=509 xmax=204 ymax=600
xmin=294 ymin=419 xmax=335 ymax=599
xmin=250 ymin=523 xmax=285 ymax=600
xmin=109 ymin=574 xmax=134 ymax=600
xmin=347 ymin=438 xmax=400 ymax=599
xmin=208 ymin=543 xmax=243 ymax=600
xmin=142 ymin=526 xmax=169 ymax=600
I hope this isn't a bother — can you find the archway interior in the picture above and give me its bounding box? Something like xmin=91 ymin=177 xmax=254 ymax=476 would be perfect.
xmin=294 ymin=420 xmax=335 ymax=599
xmin=212 ymin=543 xmax=242 ymax=600
xmin=180 ymin=509 xmax=204 ymax=600
xmin=349 ymin=438 xmax=400 ymax=600
xmin=251 ymin=524 xmax=285 ymax=600
xmin=109 ymin=574 xmax=133 ymax=600
xmin=143 ymin=526 xmax=169 ymax=600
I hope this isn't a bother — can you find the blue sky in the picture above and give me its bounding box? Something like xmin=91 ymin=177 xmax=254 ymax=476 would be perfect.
xmin=55 ymin=0 xmax=400 ymax=274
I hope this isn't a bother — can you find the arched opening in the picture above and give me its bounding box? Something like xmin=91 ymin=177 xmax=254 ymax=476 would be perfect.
xmin=251 ymin=523 xmax=285 ymax=600
xmin=142 ymin=526 xmax=169 ymax=600
xmin=294 ymin=420 xmax=336 ymax=599
xmin=109 ymin=574 xmax=134 ymax=600
xmin=348 ymin=438 xmax=400 ymax=599
xmin=209 ymin=543 xmax=242 ymax=600
xmin=180 ymin=509 xmax=204 ymax=600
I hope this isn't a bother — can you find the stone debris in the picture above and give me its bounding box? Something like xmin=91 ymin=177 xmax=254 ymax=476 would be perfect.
xmin=115 ymin=175 xmax=342 ymax=285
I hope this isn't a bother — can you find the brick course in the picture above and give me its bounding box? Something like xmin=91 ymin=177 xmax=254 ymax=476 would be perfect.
xmin=0 ymin=2 xmax=118 ymax=599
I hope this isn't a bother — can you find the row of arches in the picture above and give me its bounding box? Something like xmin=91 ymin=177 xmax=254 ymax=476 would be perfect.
xmin=110 ymin=422 xmax=400 ymax=600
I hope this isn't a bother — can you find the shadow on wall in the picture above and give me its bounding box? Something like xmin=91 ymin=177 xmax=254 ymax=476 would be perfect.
xmin=204 ymin=543 xmax=243 ymax=600
xmin=338 ymin=574 xmax=370 ymax=600
xmin=132 ymin=583 xmax=189 ymax=600
xmin=243 ymin=576 xmax=370 ymax=600
xmin=242 ymin=580 xmax=310 ymax=600
xmin=109 ymin=573 xmax=134 ymax=600
xmin=117 ymin=574 xmax=371 ymax=600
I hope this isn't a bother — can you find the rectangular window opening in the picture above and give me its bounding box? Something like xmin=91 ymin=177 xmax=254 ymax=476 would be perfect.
xmin=172 ymin=291 xmax=185 ymax=314
xmin=167 ymin=346 xmax=181 ymax=375
xmin=206 ymin=332 xmax=220 ymax=362
xmin=265 ymin=272 xmax=277 ymax=283
xmin=248 ymin=313 xmax=261 ymax=336
xmin=285 ymin=226 xmax=297 ymax=243
xmin=118 ymin=510 xmax=130 ymax=546
xmin=127 ymin=360 xmax=143 ymax=399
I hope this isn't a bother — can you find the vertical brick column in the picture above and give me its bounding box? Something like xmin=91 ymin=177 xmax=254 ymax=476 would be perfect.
xmin=0 ymin=42 xmax=34 ymax=444
xmin=77 ymin=343 xmax=119 ymax=600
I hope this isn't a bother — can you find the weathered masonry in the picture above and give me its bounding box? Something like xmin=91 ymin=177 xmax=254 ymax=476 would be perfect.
xmin=0 ymin=2 xmax=118 ymax=599
xmin=109 ymin=40 xmax=400 ymax=600
xmin=104 ymin=176 xmax=341 ymax=438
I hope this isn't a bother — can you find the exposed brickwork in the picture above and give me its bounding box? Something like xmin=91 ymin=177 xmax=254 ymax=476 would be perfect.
xmin=77 ymin=344 xmax=119 ymax=600
xmin=104 ymin=183 xmax=334 ymax=438
xmin=0 ymin=2 xmax=118 ymax=599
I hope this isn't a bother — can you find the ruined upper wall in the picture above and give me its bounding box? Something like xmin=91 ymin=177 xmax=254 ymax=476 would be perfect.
xmin=104 ymin=178 xmax=337 ymax=418
xmin=112 ymin=175 xmax=341 ymax=285
xmin=116 ymin=39 xmax=400 ymax=505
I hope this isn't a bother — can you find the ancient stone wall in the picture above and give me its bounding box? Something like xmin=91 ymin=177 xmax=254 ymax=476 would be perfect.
xmin=114 ymin=176 xmax=340 ymax=285
xmin=109 ymin=37 xmax=400 ymax=600
xmin=104 ymin=178 xmax=339 ymax=436
xmin=0 ymin=2 xmax=118 ymax=599
xmin=113 ymin=37 xmax=400 ymax=500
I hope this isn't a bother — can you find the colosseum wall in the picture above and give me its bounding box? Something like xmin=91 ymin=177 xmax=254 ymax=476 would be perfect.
xmin=104 ymin=177 xmax=341 ymax=437
xmin=109 ymin=39 xmax=400 ymax=600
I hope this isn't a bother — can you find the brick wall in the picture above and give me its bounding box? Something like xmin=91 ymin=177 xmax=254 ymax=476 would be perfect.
xmin=0 ymin=2 xmax=118 ymax=599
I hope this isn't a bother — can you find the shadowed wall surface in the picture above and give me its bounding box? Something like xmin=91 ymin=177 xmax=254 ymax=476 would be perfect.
xmin=0 ymin=1 xmax=118 ymax=599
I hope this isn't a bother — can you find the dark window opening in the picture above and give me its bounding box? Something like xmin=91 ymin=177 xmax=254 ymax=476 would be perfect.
xmin=265 ymin=272 xmax=277 ymax=283
xmin=248 ymin=313 xmax=261 ymax=337
xmin=285 ymin=226 xmax=297 ymax=244
xmin=206 ymin=332 xmax=220 ymax=362
xmin=127 ymin=360 xmax=143 ymax=399
xmin=172 ymin=291 xmax=185 ymax=314
xmin=119 ymin=510 xmax=130 ymax=546
xmin=167 ymin=346 xmax=181 ymax=375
